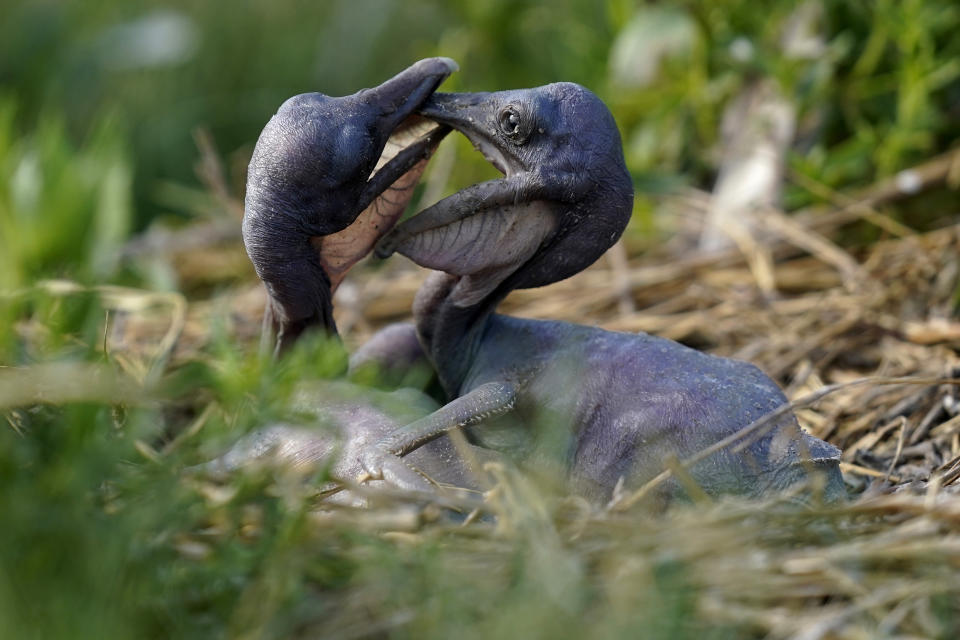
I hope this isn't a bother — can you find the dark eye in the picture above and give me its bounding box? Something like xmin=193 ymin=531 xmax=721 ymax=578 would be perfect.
xmin=497 ymin=105 xmax=531 ymax=144
xmin=499 ymin=109 xmax=519 ymax=134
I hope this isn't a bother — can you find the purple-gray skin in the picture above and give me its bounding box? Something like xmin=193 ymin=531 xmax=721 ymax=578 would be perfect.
xmin=222 ymin=58 xmax=507 ymax=501
xmin=243 ymin=57 xmax=455 ymax=354
xmin=374 ymin=83 xmax=846 ymax=504
xmin=200 ymin=381 xmax=499 ymax=508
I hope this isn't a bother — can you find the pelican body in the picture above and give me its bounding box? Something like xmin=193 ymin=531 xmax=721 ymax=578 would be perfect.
xmin=374 ymin=82 xmax=845 ymax=503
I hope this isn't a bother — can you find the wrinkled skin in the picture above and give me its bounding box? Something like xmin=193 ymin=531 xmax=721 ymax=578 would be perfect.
xmin=243 ymin=57 xmax=455 ymax=353
xmin=377 ymin=84 xmax=632 ymax=307
xmin=374 ymin=82 xmax=846 ymax=504
xmin=218 ymin=59 xmax=505 ymax=501
xmin=420 ymin=285 xmax=843 ymax=503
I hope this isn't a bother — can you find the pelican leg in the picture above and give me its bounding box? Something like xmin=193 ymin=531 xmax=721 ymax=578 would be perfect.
xmin=376 ymin=381 xmax=516 ymax=457
xmin=356 ymin=448 xmax=439 ymax=493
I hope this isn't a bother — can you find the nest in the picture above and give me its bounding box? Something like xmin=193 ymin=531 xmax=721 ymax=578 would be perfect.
xmin=326 ymin=169 xmax=960 ymax=494
xmin=58 ymin=148 xmax=960 ymax=639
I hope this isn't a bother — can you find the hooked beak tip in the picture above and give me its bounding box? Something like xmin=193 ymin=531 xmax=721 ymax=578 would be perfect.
xmin=373 ymin=235 xmax=397 ymax=260
xmin=437 ymin=57 xmax=459 ymax=74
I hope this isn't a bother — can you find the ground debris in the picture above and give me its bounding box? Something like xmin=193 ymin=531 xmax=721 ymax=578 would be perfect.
xmin=48 ymin=173 xmax=960 ymax=639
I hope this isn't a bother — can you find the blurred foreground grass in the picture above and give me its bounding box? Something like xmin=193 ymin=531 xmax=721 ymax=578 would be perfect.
xmin=2 ymin=1 xmax=960 ymax=638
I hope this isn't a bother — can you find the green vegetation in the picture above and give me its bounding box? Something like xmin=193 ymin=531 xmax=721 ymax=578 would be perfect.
xmin=4 ymin=1 xmax=957 ymax=226
xmin=1 ymin=1 xmax=958 ymax=638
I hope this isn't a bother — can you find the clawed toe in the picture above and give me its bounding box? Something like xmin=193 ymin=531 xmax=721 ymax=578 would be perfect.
xmin=357 ymin=447 xmax=436 ymax=494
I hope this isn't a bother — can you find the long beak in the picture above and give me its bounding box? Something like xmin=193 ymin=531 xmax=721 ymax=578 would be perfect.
xmin=417 ymin=91 xmax=514 ymax=175
xmin=365 ymin=58 xmax=459 ymax=133
xmin=417 ymin=91 xmax=494 ymax=140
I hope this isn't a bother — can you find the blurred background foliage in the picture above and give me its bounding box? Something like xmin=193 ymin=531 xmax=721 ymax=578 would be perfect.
xmin=2 ymin=0 xmax=958 ymax=284
xmin=1 ymin=1 xmax=959 ymax=638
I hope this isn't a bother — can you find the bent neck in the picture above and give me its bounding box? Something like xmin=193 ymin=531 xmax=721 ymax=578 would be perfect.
xmin=413 ymin=272 xmax=507 ymax=395
xmin=244 ymin=201 xmax=338 ymax=355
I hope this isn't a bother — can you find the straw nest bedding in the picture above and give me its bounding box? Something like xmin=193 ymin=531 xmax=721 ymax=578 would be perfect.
xmin=53 ymin=149 xmax=960 ymax=638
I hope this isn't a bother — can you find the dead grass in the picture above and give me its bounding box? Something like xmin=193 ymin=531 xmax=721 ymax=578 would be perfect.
xmin=44 ymin=149 xmax=960 ymax=638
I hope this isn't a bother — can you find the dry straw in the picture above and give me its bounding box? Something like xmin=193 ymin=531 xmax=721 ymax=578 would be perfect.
xmin=23 ymin=146 xmax=959 ymax=638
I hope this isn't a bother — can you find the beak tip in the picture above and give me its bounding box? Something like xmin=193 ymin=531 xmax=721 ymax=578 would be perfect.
xmin=374 ymin=238 xmax=396 ymax=260
xmin=437 ymin=57 xmax=459 ymax=74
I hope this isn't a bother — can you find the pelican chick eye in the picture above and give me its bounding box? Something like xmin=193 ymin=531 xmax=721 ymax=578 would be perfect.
xmin=498 ymin=108 xmax=519 ymax=133
xmin=497 ymin=105 xmax=530 ymax=144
